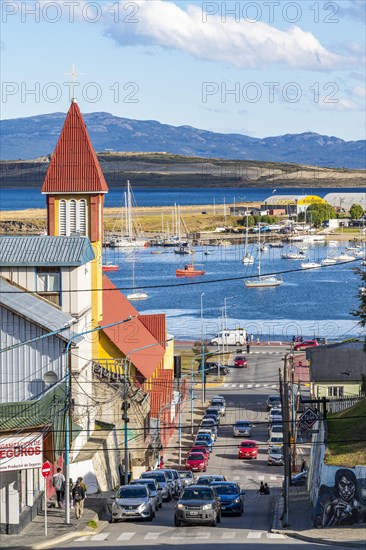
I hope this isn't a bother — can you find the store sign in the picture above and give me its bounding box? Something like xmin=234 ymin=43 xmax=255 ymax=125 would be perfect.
xmin=0 ymin=433 xmax=43 ymax=472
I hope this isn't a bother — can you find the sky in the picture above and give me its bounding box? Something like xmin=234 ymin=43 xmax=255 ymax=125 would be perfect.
xmin=1 ymin=0 xmax=365 ymax=140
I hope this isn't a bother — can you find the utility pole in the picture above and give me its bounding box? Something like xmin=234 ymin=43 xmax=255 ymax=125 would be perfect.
xmin=281 ymin=355 xmax=291 ymax=527
xmin=200 ymin=293 xmax=206 ymax=404
xmin=122 ymin=363 xmax=130 ymax=485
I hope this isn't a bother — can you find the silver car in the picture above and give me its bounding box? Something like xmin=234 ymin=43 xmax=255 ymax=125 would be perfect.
xmin=178 ymin=470 xmax=194 ymax=487
xmin=130 ymin=478 xmax=162 ymax=511
xmin=111 ymin=485 xmax=154 ymax=522
xmin=210 ymin=397 xmax=226 ymax=417
xmin=140 ymin=471 xmax=172 ymax=502
xmin=233 ymin=420 xmax=251 ymax=437
xmin=267 ymin=446 xmax=284 ymax=466
xmin=159 ymin=469 xmax=179 ymax=497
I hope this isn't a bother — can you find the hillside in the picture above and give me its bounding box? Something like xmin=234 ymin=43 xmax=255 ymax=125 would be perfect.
xmin=1 ymin=111 xmax=365 ymax=168
xmin=1 ymin=153 xmax=365 ymax=189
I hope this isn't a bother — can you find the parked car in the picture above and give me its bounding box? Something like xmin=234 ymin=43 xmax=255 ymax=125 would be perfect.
xmin=185 ymin=452 xmax=208 ymax=472
xmin=210 ymin=397 xmax=226 ymax=416
xmin=268 ymin=419 xmax=283 ymax=434
xmin=190 ymin=445 xmax=210 ymax=461
xmin=266 ymin=395 xmax=281 ymax=410
xmin=203 ymin=413 xmax=220 ymax=426
xmin=159 ymin=469 xmax=179 ymax=497
xmin=197 ymin=426 xmax=217 ymax=441
xmin=195 ymin=433 xmax=214 ymax=452
xmin=178 ymin=470 xmax=194 ymax=487
xmin=238 ymin=440 xmax=258 ymax=459
xmin=210 ymin=482 xmax=245 ymax=515
xmin=205 ymin=408 xmax=221 ymax=423
xmin=204 ymin=363 xmax=230 ymax=376
xmin=267 ymin=446 xmax=284 ymax=466
xmin=290 ymin=471 xmax=308 ymax=486
xmin=200 ymin=418 xmax=218 ymax=439
xmin=111 ymin=484 xmax=155 ymax=522
xmin=233 ymin=420 xmax=252 ymax=438
xmin=269 ymin=424 xmax=284 ymax=437
xmin=130 ymin=478 xmax=162 ymax=511
xmin=140 ymin=470 xmax=171 ymax=502
xmin=170 ymin=469 xmax=183 ymax=495
xmin=233 ymin=355 xmax=248 ymax=368
xmin=268 ymin=434 xmax=284 ymax=448
xmin=196 ymin=474 xmax=227 ymax=485
xmin=294 ymin=339 xmax=318 ymax=351
xmin=174 ymin=485 xmax=221 ymax=526
xmin=268 ymin=407 xmax=282 ymax=421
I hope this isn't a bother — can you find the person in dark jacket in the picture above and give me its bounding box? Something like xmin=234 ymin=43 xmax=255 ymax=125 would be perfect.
xmin=72 ymin=480 xmax=85 ymax=519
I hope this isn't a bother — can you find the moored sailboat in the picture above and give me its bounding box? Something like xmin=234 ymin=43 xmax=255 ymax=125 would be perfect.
xmin=244 ymin=225 xmax=283 ymax=288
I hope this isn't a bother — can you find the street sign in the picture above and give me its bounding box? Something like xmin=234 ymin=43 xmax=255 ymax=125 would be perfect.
xmin=299 ymin=408 xmax=319 ymax=429
xmin=41 ymin=461 xmax=51 ymax=478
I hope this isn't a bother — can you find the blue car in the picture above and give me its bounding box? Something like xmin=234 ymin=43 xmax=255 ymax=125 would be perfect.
xmin=195 ymin=433 xmax=214 ymax=452
xmin=211 ymin=482 xmax=245 ymax=516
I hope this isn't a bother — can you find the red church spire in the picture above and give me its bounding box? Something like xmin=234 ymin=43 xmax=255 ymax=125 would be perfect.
xmin=41 ymin=101 xmax=108 ymax=194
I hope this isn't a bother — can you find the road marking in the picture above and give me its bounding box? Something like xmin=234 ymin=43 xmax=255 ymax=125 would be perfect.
xmin=74 ymin=537 xmax=90 ymax=542
xmin=232 ymin=384 xmax=237 ymax=388
xmin=258 ymin=475 xmax=265 ymax=480
xmin=222 ymin=532 xmax=236 ymax=539
xmin=224 ymin=383 xmax=229 ymax=388
xmin=233 ymin=476 xmax=240 ymax=480
xmin=255 ymin=384 xmax=260 ymax=387
xmin=239 ymin=384 xmax=244 ymax=388
xmin=271 ymin=384 xmax=277 ymax=388
xmin=267 ymin=533 xmax=286 ymax=539
xmin=196 ymin=533 xmax=210 ymax=539
xmin=90 ymin=533 xmax=109 ymax=541
xmin=263 ymin=383 xmax=268 ymax=387
xmin=117 ymin=532 xmax=136 ymax=541
xmin=270 ymin=475 xmax=278 ymax=481
xmin=247 ymin=384 xmax=253 ymax=388
xmin=144 ymin=532 xmax=162 ymax=540
xmin=248 ymin=531 xmax=262 ymax=538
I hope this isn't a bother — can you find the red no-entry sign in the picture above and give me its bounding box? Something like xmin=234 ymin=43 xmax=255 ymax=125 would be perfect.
xmin=41 ymin=461 xmax=51 ymax=478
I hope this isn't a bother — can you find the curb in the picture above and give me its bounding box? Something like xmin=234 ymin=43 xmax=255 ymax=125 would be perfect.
xmin=272 ymin=530 xmax=366 ymax=548
xmin=30 ymin=511 xmax=109 ymax=550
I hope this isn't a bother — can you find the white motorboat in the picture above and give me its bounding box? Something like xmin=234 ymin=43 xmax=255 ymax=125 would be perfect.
xmin=269 ymin=241 xmax=284 ymax=248
xmin=335 ymin=254 xmax=355 ymax=263
xmin=281 ymin=252 xmax=305 ymax=260
xmin=301 ymin=261 xmax=321 ymax=269
xmin=321 ymin=257 xmax=337 ymax=265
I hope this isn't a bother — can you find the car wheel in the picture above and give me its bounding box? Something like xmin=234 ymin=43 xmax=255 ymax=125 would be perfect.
xmin=110 ymin=517 xmax=116 ymax=523
xmin=204 ymin=466 xmax=207 ymax=472
xmin=174 ymin=516 xmax=182 ymax=527
xmin=147 ymin=509 xmax=154 ymax=522
xmin=211 ymin=517 xmax=217 ymax=527
xmin=159 ymin=502 xmax=162 ymax=508
xmin=238 ymin=504 xmax=243 ymax=516
xmin=217 ymin=511 xmax=221 ymax=524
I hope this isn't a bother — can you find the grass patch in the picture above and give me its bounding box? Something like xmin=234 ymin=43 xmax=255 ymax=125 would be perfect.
xmin=326 ymin=398 xmax=366 ymax=467
xmin=87 ymin=520 xmax=98 ymax=529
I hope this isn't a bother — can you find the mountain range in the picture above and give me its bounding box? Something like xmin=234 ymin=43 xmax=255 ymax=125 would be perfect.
xmin=1 ymin=112 xmax=365 ymax=168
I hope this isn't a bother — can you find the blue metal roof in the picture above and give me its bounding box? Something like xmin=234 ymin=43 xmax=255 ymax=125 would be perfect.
xmin=0 ymin=236 xmax=95 ymax=266
xmin=0 ymin=277 xmax=82 ymax=343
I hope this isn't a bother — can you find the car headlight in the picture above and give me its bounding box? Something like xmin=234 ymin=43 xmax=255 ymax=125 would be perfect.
xmin=138 ymin=502 xmax=149 ymax=511
xmin=233 ymin=497 xmax=241 ymax=503
xmin=177 ymin=503 xmax=185 ymax=510
xmin=202 ymin=503 xmax=213 ymax=510
xmin=200 ymin=463 xmax=205 ymax=467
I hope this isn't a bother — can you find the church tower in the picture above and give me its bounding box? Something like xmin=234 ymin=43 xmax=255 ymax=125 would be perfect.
xmin=41 ymin=100 xmax=108 ymax=351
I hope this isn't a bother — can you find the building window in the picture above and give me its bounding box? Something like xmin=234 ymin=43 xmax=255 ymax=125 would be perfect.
xmin=59 ymin=199 xmax=66 ymax=235
xmin=79 ymin=199 xmax=87 ymax=235
xmin=36 ymin=267 xmax=60 ymax=305
xmin=327 ymin=386 xmax=344 ymax=397
xmin=69 ymin=199 xmax=77 ymax=233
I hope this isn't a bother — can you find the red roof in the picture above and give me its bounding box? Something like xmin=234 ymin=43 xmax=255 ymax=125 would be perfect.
xmin=41 ymin=101 xmax=108 ymax=194
xmin=139 ymin=314 xmax=167 ymax=349
xmin=101 ymin=276 xmax=165 ymax=379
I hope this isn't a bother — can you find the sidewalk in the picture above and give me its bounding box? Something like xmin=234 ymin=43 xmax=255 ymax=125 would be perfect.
xmin=272 ymin=486 xmax=366 ymax=548
xmin=1 ymin=493 xmax=110 ymax=550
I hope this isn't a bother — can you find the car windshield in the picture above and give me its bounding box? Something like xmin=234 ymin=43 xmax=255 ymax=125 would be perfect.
xmin=241 ymin=442 xmax=255 ymax=448
xmin=117 ymin=487 xmax=147 ymax=499
xmin=188 ymin=454 xmax=204 ymax=460
xmin=235 ymin=356 xmax=245 ymax=361
xmin=142 ymin=473 xmax=165 ymax=483
xmin=211 ymin=400 xmax=224 ymax=406
xmin=161 ymin=470 xmax=173 ymax=480
xmin=196 ymin=435 xmax=211 ymax=441
xmin=270 ymin=447 xmax=283 ymax=455
xmin=191 ymin=447 xmax=206 ymax=453
xmin=201 ymin=420 xmax=215 ymax=426
xmin=271 ymin=436 xmax=283 ymax=442
xmin=182 ymin=488 xmax=213 ymax=500
xmin=269 ymin=395 xmax=280 ymax=402
xmin=213 ymin=484 xmax=238 ymax=495
xmin=179 ymin=472 xmax=192 ymax=479
xmin=236 ymin=421 xmax=250 ymax=427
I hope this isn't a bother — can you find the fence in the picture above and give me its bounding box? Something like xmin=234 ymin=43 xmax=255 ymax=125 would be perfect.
xmin=326 ymin=393 xmax=365 ymax=413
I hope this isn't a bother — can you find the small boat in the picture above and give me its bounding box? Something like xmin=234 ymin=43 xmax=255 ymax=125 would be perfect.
xmin=335 ymin=254 xmax=355 ymax=263
xmin=102 ymin=262 xmax=119 ymax=272
xmin=174 ymin=245 xmax=191 ymax=255
xmin=151 ymin=250 xmax=163 ymax=254
xmin=245 ymin=275 xmax=283 ymax=288
xmin=299 ymin=246 xmax=308 ymax=252
xmin=321 ymin=257 xmax=337 ymax=265
xmin=361 ymin=259 xmax=366 ymax=266
xmin=260 ymin=244 xmax=268 ymax=252
xmin=301 ymin=261 xmax=321 ymax=269
xmin=281 ymin=252 xmax=305 ymax=260
xmin=242 ymin=253 xmax=254 ymax=265
xmin=354 ymin=250 xmax=365 ymax=258
xmin=127 ymin=260 xmax=148 ymax=300
xmin=176 ymin=264 xmax=205 ymax=277
xmin=269 ymin=241 xmax=284 ymax=248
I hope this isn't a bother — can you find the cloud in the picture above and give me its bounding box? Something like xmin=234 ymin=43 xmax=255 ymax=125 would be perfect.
xmin=352 ymin=86 xmax=366 ymax=98
xmin=337 ymin=0 xmax=366 ymax=21
xmin=105 ymin=1 xmax=352 ymax=71
xmin=318 ymin=97 xmax=363 ymax=112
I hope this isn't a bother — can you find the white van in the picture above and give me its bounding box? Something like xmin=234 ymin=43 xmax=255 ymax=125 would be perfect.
xmin=211 ymin=329 xmax=247 ymax=346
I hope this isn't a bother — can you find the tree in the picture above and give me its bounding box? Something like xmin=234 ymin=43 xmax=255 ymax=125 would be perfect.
xmin=351 ymin=268 xmax=366 ymax=351
xmin=349 ymin=204 xmax=364 ymax=220
xmin=306 ymin=203 xmax=336 ymax=227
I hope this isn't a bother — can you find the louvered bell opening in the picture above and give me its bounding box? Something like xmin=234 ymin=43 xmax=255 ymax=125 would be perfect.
xmin=69 ymin=199 xmax=77 ymax=233
xmin=79 ymin=199 xmax=87 ymax=236
xmin=59 ymin=199 xmax=66 ymax=236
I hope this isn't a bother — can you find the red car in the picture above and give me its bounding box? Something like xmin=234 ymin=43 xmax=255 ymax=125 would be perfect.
xmin=294 ymin=340 xmax=318 ymax=351
xmin=238 ymin=440 xmax=258 ymax=459
xmin=234 ymin=355 xmax=248 ymax=368
xmin=190 ymin=445 xmax=210 ymax=460
xmin=185 ymin=452 xmax=208 ymax=472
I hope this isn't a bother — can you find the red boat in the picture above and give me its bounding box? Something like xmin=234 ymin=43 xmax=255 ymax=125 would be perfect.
xmin=176 ymin=263 xmax=205 ymax=277
xmin=102 ymin=262 xmax=119 ymax=272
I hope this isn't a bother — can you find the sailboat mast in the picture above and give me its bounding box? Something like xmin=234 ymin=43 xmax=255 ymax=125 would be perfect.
xmin=258 ymin=223 xmax=261 ymax=279
xmin=124 ymin=191 xmax=128 ymax=237
xmin=127 ymin=180 xmax=133 ymax=241
xmin=177 ymin=205 xmax=181 ymax=241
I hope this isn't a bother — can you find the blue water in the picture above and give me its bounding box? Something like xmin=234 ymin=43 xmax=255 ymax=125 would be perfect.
xmin=103 ymin=242 xmax=365 ymax=342
xmin=1 ymin=186 xmax=365 ymax=211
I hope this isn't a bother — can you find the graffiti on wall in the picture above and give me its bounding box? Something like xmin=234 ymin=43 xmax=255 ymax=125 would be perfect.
xmin=314 ymin=468 xmax=366 ymax=527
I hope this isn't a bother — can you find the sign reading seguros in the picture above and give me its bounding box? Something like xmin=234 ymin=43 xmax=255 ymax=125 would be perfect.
xmin=0 ymin=433 xmax=43 ymax=471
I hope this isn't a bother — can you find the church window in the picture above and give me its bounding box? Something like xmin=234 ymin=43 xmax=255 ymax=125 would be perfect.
xmin=59 ymin=199 xmax=66 ymax=235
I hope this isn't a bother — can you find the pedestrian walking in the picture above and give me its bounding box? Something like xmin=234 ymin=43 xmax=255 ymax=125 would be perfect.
xmin=264 ymin=483 xmax=270 ymax=495
xmin=159 ymin=456 xmax=164 ymax=469
xmin=250 ymin=333 xmax=254 ymax=343
xmin=301 ymin=459 xmax=307 ymax=472
xmin=246 ymin=342 xmax=250 ymax=354
xmin=69 ymin=478 xmax=74 ymax=509
xmin=257 ymin=482 xmax=265 ymax=495
xmin=72 ymin=480 xmax=85 ymax=519
xmin=77 ymin=477 xmax=87 ymax=516
xmin=52 ymin=467 xmax=65 ymax=508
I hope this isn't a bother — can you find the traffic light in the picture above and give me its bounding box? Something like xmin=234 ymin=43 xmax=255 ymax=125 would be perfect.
xmin=174 ymin=355 xmax=182 ymax=379
xmin=122 ymin=401 xmax=130 ymax=422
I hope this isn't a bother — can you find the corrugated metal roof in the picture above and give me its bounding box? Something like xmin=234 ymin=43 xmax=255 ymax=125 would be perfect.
xmin=139 ymin=314 xmax=167 ymax=349
xmin=263 ymin=195 xmax=307 ymax=205
xmin=323 ymin=193 xmax=366 ymax=209
xmin=41 ymin=101 xmax=108 ymax=194
xmin=0 ymin=276 xmax=80 ymax=343
xmin=308 ymin=342 xmax=366 ymax=382
xmin=0 ymin=236 xmax=95 ymax=266
xmin=101 ymin=276 xmax=165 ymax=380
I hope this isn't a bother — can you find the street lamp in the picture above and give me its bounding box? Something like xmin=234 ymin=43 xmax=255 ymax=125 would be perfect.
xmin=64 ymin=315 xmax=136 ymax=524
xmin=223 ymin=296 xmax=234 ymax=353
xmin=200 ymin=293 xmax=206 ymax=404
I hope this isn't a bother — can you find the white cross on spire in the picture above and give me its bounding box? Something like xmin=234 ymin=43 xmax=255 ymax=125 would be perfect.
xmin=65 ymin=64 xmax=82 ymax=103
